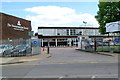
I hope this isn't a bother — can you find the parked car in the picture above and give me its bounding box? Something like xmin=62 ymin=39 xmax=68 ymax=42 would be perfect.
xmin=0 ymin=44 xmax=14 ymax=57
xmin=11 ymin=44 xmax=32 ymax=57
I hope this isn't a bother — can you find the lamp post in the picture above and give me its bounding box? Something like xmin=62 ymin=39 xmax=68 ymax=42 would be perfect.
xmin=83 ymin=21 xmax=87 ymax=26
xmin=83 ymin=21 xmax=87 ymax=36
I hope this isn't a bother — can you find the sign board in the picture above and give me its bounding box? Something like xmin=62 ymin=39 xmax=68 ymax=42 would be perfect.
xmin=114 ymin=38 xmax=120 ymax=42
xmin=105 ymin=21 xmax=120 ymax=32
xmin=33 ymin=41 xmax=37 ymax=45
xmin=84 ymin=31 xmax=87 ymax=34
xmin=7 ymin=21 xmax=29 ymax=31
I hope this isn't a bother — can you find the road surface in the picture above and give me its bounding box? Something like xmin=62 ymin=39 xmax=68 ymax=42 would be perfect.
xmin=2 ymin=47 xmax=118 ymax=78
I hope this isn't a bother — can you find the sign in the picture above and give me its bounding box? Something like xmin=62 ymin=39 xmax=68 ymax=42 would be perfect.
xmin=114 ymin=38 xmax=120 ymax=42
xmin=7 ymin=21 xmax=29 ymax=31
xmin=105 ymin=21 xmax=120 ymax=32
xmin=83 ymin=31 xmax=87 ymax=34
xmin=17 ymin=21 xmax=21 ymax=26
xmin=33 ymin=41 xmax=37 ymax=45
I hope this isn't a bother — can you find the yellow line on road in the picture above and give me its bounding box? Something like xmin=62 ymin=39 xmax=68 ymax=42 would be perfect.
xmin=1 ymin=61 xmax=118 ymax=66
xmin=0 ymin=63 xmax=39 ymax=66
xmin=19 ymin=59 xmax=40 ymax=62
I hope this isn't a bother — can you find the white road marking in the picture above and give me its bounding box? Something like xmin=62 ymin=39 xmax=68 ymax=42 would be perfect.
xmin=91 ymin=75 xmax=96 ymax=79
xmin=59 ymin=76 xmax=63 ymax=79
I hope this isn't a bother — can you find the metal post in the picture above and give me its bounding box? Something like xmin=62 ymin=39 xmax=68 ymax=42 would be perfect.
xmin=108 ymin=33 xmax=110 ymax=51
xmin=42 ymin=39 xmax=43 ymax=47
xmin=47 ymin=39 xmax=50 ymax=54
xmin=102 ymin=37 xmax=103 ymax=52
xmin=119 ymin=32 xmax=120 ymax=52
xmin=113 ymin=33 xmax=115 ymax=52
xmin=81 ymin=39 xmax=82 ymax=50
xmin=55 ymin=39 xmax=57 ymax=47
xmin=94 ymin=38 xmax=97 ymax=52
xmin=76 ymin=38 xmax=77 ymax=47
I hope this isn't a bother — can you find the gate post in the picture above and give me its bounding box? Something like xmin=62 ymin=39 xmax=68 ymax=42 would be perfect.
xmin=94 ymin=38 xmax=97 ymax=52
xmin=47 ymin=39 xmax=50 ymax=54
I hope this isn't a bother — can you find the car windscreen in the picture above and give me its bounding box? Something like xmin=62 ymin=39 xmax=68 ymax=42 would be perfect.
xmin=0 ymin=45 xmax=5 ymax=49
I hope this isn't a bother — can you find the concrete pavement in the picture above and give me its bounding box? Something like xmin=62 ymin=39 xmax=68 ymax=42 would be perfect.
xmin=0 ymin=47 xmax=118 ymax=65
xmin=76 ymin=49 xmax=119 ymax=57
xmin=0 ymin=50 xmax=50 ymax=65
xmin=1 ymin=47 xmax=118 ymax=66
xmin=96 ymin=52 xmax=119 ymax=57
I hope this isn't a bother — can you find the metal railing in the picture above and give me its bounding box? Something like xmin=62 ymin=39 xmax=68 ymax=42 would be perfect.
xmin=0 ymin=39 xmax=41 ymax=57
xmin=79 ymin=37 xmax=120 ymax=53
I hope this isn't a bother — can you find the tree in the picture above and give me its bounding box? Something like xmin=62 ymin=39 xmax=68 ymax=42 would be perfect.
xmin=95 ymin=1 xmax=120 ymax=34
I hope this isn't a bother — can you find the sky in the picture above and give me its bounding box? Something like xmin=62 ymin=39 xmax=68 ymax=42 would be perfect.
xmin=1 ymin=2 xmax=100 ymax=33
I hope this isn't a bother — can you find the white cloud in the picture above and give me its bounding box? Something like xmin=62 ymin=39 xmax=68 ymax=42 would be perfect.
xmin=25 ymin=6 xmax=75 ymax=15
xmin=25 ymin=6 xmax=99 ymax=32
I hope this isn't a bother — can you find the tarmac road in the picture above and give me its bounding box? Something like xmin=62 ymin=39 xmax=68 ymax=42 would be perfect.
xmin=2 ymin=47 xmax=118 ymax=78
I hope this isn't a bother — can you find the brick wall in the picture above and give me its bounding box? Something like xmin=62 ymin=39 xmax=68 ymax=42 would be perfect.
xmin=0 ymin=13 xmax=31 ymax=40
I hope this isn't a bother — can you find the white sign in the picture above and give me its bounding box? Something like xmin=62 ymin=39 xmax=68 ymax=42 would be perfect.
xmin=105 ymin=21 xmax=120 ymax=32
xmin=7 ymin=21 xmax=29 ymax=31
xmin=17 ymin=21 xmax=21 ymax=26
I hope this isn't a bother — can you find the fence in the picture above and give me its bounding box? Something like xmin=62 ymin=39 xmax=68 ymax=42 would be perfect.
xmin=96 ymin=37 xmax=120 ymax=53
xmin=78 ymin=36 xmax=120 ymax=53
xmin=0 ymin=39 xmax=41 ymax=57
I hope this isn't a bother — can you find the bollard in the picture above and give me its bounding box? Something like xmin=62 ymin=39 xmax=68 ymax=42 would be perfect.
xmin=43 ymin=47 xmax=45 ymax=51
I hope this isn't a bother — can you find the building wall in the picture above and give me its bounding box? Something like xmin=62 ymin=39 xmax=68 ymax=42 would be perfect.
xmin=0 ymin=13 xmax=2 ymax=40
xmin=38 ymin=27 xmax=100 ymax=47
xmin=38 ymin=28 xmax=100 ymax=36
xmin=0 ymin=13 xmax=31 ymax=40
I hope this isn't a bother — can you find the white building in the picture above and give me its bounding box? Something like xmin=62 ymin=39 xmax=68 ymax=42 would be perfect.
xmin=38 ymin=27 xmax=100 ymax=47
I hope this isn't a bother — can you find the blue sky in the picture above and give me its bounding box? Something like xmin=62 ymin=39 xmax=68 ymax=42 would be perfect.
xmin=2 ymin=2 xmax=99 ymax=18
xmin=1 ymin=2 xmax=99 ymax=32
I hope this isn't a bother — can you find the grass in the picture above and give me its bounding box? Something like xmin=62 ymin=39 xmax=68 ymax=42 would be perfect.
xmin=97 ymin=46 xmax=120 ymax=52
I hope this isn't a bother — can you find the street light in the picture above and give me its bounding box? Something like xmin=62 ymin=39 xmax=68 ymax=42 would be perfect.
xmin=83 ymin=21 xmax=87 ymax=26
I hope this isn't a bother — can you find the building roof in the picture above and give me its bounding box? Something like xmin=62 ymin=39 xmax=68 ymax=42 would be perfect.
xmin=89 ymin=35 xmax=120 ymax=38
xmin=0 ymin=12 xmax=31 ymax=22
xmin=38 ymin=27 xmax=99 ymax=29
xmin=38 ymin=35 xmax=78 ymax=39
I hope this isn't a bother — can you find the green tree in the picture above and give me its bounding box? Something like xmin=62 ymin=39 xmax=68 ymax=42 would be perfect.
xmin=95 ymin=1 xmax=120 ymax=34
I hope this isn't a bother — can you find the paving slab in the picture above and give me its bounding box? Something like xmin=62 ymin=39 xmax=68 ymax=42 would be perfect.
xmin=0 ymin=51 xmax=49 ymax=65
